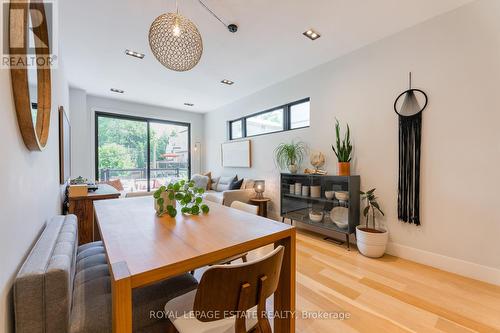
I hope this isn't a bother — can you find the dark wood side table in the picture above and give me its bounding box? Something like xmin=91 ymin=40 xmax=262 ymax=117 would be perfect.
xmin=68 ymin=184 xmax=121 ymax=245
xmin=249 ymin=198 xmax=271 ymax=218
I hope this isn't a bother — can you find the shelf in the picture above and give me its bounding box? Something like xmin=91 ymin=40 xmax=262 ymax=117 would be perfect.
xmin=283 ymin=193 xmax=348 ymax=205
xmin=283 ymin=209 xmax=351 ymax=234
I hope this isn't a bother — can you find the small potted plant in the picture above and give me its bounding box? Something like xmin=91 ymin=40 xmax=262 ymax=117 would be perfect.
xmin=154 ymin=180 xmax=209 ymax=217
xmin=356 ymin=188 xmax=388 ymax=258
xmin=274 ymin=141 xmax=307 ymax=174
xmin=331 ymin=119 xmax=353 ymax=176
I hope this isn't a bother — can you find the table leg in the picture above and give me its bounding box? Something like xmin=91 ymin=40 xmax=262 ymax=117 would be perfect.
xmin=111 ymin=261 xmax=132 ymax=333
xmin=274 ymin=230 xmax=296 ymax=332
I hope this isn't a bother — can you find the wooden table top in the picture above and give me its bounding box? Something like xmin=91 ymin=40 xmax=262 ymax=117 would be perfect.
xmin=94 ymin=196 xmax=294 ymax=288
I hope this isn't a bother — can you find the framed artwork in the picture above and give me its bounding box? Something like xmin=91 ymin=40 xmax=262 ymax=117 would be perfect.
xmin=221 ymin=140 xmax=251 ymax=168
xmin=59 ymin=106 xmax=71 ymax=184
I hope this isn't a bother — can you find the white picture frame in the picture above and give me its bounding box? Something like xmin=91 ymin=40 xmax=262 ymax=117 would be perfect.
xmin=221 ymin=140 xmax=251 ymax=168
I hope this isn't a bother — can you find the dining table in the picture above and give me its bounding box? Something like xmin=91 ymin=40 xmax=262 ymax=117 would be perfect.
xmin=94 ymin=196 xmax=296 ymax=333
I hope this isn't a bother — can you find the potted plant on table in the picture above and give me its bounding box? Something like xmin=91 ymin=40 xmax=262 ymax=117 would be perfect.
xmin=331 ymin=119 xmax=353 ymax=176
xmin=274 ymin=141 xmax=307 ymax=174
xmin=154 ymin=180 xmax=209 ymax=217
xmin=356 ymin=188 xmax=388 ymax=258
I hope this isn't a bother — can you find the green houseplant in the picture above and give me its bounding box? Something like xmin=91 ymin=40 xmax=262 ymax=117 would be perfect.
xmin=154 ymin=180 xmax=209 ymax=218
xmin=274 ymin=141 xmax=307 ymax=174
xmin=356 ymin=188 xmax=388 ymax=258
xmin=331 ymin=119 xmax=353 ymax=176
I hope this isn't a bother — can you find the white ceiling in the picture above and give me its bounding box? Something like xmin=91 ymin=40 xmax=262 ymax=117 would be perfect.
xmin=60 ymin=0 xmax=472 ymax=113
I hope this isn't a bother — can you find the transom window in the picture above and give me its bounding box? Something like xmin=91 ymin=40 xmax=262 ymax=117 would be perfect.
xmin=228 ymin=98 xmax=310 ymax=140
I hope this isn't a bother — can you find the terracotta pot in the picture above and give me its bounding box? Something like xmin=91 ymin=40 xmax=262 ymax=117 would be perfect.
xmin=338 ymin=162 xmax=351 ymax=176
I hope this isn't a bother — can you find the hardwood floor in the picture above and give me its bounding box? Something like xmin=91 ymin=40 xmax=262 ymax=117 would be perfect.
xmin=237 ymin=230 xmax=500 ymax=333
xmin=290 ymin=230 xmax=500 ymax=333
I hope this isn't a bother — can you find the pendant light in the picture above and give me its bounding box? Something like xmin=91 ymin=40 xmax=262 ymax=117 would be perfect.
xmin=149 ymin=0 xmax=203 ymax=72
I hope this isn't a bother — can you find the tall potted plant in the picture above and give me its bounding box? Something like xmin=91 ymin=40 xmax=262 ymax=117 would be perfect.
xmin=274 ymin=141 xmax=307 ymax=174
xmin=331 ymin=119 xmax=353 ymax=176
xmin=356 ymin=188 xmax=388 ymax=258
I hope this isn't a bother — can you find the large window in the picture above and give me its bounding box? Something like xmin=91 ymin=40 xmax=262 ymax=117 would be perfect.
xmin=95 ymin=113 xmax=190 ymax=193
xmin=229 ymin=98 xmax=310 ymax=140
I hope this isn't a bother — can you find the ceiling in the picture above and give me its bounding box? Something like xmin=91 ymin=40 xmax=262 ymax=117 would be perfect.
xmin=60 ymin=0 xmax=472 ymax=113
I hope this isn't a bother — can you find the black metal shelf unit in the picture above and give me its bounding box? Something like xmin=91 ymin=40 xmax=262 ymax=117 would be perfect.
xmin=280 ymin=173 xmax=360 ymax=249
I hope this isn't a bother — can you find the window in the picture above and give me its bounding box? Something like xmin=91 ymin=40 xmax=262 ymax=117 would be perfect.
xmin=290 ymin=100 xmax=310 ymax=129
xmin=246 ymin=108 xmax=284 ymax=136
xmin=228 ymin=98 xmax=310 ymax=140
xmin=230 ymin=120 xmax=243 ymax=139
xmin=95 ymin=113 xmax=190 ymax=193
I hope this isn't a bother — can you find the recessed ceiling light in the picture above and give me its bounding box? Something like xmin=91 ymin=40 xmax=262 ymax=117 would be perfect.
xmin=184 ymin=103 xmax=194 ymax=107
xmin=221 ymin=79 xmax=234 ymax=85
xmin=110 ymin=88 xmax=124 ymax=94
xmin=125 ymin=49 xmax=145 ymax=59
xmin=303 ymin=29 xmax=321 ymax=41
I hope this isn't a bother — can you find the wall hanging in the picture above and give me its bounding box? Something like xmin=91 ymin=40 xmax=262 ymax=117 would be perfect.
xmin=393 ymin=73 xmax=428 ymax=225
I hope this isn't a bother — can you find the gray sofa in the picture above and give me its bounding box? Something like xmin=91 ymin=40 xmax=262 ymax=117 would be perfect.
xmin=14 ymin=215 xmax=198 ymax=333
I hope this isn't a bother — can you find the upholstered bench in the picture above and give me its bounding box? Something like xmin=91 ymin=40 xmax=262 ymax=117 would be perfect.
xmin=14 ymin=215 xmax=198 ymax=333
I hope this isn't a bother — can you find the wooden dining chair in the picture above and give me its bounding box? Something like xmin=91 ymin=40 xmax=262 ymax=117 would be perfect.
xmin=231 ymin=201 xmax=259 ymax=215
xmin=165 ymin=245 xmax=285 ymax=333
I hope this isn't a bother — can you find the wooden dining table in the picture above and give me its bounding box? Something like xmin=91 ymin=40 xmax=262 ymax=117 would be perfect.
xmin=94 ymin=196 xmax=296 ymax=333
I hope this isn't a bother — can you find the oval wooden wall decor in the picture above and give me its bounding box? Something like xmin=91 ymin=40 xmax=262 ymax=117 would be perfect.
xmin=9 ymin=0 xmax=52 ymax=151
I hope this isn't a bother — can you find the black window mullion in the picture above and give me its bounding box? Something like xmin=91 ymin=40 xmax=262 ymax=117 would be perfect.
xmin=284 ymin=105 xmax=291 ymax=131
xmin=146 ymin=121 xmax=151 ymax=192
xmin=242 ymin=118 xmax=247 ymax=138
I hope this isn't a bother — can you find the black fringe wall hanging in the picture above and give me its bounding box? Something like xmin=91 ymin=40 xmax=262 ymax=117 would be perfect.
xmin=393 ymin=73 xmax=428 ymax=225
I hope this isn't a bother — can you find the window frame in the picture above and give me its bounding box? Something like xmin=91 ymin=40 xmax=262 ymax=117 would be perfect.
xmin=228 ymin=97 xmax=310 ymax=140
xmin=94 ymin=111 xmax=191 ymax=191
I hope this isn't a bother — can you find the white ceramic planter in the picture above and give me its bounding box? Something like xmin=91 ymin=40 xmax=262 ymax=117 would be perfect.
xmin=154 ymin=191 xmax=176 ymax=215
xmin=288 ymin=164 xmax=298 ymax=174
xmin=356 ymin=226 xmax=388 ymax=258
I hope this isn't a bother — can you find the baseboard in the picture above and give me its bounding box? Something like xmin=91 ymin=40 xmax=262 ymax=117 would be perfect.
xmin=387 ymin=242 xmax=500 ymax=286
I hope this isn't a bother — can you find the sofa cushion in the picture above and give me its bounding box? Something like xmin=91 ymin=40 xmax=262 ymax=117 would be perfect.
xmin=14 ymin=215 xmax=78 ymax=333
xmin=216 ymin=175 xmax=237 ymax=192
xmin=77 ymin=241 xmax=103 ymax=254
xmin=190 ymin=174 xmax=209 ymax=190
xmin=241 ymin=179 xmax=255 ymax=190
xmin=229 ymin=178 xmax=243 ymax=190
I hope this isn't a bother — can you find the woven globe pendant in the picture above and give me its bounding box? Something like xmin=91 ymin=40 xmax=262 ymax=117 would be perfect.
xmin=149 ymin=12 xmax=203 ymax=72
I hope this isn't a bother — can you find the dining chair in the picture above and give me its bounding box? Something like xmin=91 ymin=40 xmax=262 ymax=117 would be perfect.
xmin=125 ymin=191 xmax=154 ymax=198
xmin=231 ymin=201 xmax=259 ymax=215
xmin=165 ymin=246 xmax=285 ymax=333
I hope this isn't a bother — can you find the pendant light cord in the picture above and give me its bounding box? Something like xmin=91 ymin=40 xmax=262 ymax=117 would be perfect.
xmin=197 ymin=0 xmax=228 ymax=28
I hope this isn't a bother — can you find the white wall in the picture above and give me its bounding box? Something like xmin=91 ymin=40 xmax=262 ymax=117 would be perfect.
xmin=69 ymin=91 xmax=205 ymax=180
xmin=205 ymin=0 xmax=500 ymax=284
xmin=0 ymin=60 xmax=69 ymax=332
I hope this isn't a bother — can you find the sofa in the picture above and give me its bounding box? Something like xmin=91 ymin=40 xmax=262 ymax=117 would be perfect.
xmin=14 ymin=215 xmax=198 ymax=333
xmin=203 ymin=175 xmax=255 ymax=207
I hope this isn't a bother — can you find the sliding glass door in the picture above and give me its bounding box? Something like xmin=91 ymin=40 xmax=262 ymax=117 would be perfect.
xmin=95 ymin=112 xmax=190 ymax=193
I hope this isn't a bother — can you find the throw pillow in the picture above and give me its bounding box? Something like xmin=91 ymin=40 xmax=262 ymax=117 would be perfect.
xmin=211 ymin=176 xmax=220 ymax=190
xmin=190 ymin=174 xmax=209 ymax=190
xmin=203 ymin=171 xmax=212 ymax=190
xmin=229 ymin=178 xmax=243 ymax=190
xmin=216 ymin=175 xmax=237 ymax=192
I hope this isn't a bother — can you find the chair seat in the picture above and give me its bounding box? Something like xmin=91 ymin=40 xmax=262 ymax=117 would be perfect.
xmin=164 ymin=290 xmax=258 ymax=333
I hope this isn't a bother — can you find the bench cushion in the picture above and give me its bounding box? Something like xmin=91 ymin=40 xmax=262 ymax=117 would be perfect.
xmin=14 ymin=215 xmax=78 ymax=333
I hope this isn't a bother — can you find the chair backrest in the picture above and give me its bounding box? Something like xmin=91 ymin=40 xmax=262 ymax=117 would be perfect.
xmin=193 ymin=246 xmax=284 ymax=332
xmin=125 ymin=191 xmax=154 ymax=198
xmin=231 ymin=200 xmax=259 ymax=215
xmin=205 ymin=193 xmax=223 ymax=204
xmin=14 ymin=215 xmax=78 ymax=333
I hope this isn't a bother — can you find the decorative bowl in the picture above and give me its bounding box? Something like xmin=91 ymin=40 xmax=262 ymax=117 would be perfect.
xmin=330 ymin=207 xmax=349 ymax=229
xmin=335 ymin=191 xmax=349 ymax=202
xmin=309 ymin=211 xmax=324 ymax=223
xmin=324 ymin=191 xmax=335 ymax=200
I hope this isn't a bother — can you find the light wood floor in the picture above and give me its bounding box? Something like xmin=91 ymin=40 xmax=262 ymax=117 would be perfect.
xmin=236 ymin=230 xmax=500 ymax=333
